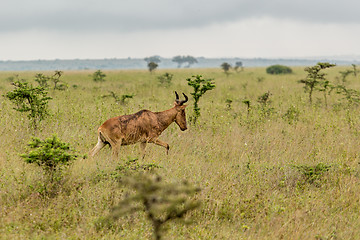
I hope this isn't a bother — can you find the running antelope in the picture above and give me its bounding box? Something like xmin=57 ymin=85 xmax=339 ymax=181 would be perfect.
xmin=90 ymin=91 xmax=188 ymax=158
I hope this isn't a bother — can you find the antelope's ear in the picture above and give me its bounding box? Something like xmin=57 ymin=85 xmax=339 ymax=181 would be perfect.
xmin=181 ymin=104 xmax=188 ymax=109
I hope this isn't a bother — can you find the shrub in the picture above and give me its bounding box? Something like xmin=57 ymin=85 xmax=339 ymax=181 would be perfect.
xmin=266 ymin=65 xmax=292 ymax=75
xmin=102 ymin=91 xmax=134 ymax=104
xmin=157 ymin=72 xmax=173 ymax=86
xmin=186 ymin=75 xmax=215 ymax=124
xmin=21 ymin=135 xmax=78 ymax=179
xmin=92 ymin=70 xmax=106 ymax=82
xmin=21 ymin=135 xmax=78 ymax=195
xmin=5 ymin=81 xmax=52 ymax=129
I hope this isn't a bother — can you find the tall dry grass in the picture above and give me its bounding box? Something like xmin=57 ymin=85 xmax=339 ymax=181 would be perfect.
xmin=1 ymin=66 xmax=360 ymax=239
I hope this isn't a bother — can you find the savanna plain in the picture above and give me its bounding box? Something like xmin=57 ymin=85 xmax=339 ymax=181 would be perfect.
xmin=1 ymin=66 xmax=360 ymax=239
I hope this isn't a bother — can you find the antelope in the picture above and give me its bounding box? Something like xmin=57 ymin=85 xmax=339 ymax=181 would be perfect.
xmin=90 ymin=91 xmax=188 ymax=159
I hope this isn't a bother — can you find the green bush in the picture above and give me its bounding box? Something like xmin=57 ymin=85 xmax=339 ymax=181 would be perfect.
xmin=5 ymin=81 xmax=52 ymax=129
xmin=21 ymin=135 xmax=78 ymax=180
xmin=266 ymin=65 xmax=292 ymax=75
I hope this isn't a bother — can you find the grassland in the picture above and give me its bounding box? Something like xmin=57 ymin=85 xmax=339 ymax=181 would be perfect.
xmin=1 ymin=66 xmax=360 ymax=239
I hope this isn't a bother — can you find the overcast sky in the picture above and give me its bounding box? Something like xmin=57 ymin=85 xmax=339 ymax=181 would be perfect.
xmin=1 ymin=0 xmax=360 ymax=60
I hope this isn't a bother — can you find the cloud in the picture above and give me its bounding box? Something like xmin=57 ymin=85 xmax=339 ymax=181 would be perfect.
xmin=1 ymin=0 xmax=360 ymax=33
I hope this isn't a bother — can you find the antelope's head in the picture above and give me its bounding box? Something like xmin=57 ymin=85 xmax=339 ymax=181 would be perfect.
xmin=174 ymin=91 xmax=188 ymax=131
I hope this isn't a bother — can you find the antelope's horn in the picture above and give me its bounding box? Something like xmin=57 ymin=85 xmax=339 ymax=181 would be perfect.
xmin=175 ymin=91 xmax=180 ymax=103
xmin=181 ymin=93 xmax=188 ymax=105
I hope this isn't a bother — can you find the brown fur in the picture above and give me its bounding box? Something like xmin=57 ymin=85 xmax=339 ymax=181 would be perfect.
xmin=90 ymin=93 xmax=188 ymax=159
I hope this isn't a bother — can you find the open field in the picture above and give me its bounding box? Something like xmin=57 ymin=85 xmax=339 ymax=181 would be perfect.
xmin=1 ymin=66 xmax=360 ymax=239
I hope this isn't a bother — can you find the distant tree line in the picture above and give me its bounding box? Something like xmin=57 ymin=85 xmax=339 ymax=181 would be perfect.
xmin=144 ymin=55 xmax=199 ymax=71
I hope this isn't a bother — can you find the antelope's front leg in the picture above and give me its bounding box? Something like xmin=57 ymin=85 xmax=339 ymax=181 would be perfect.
xmin=140 ymin=142 xmax=147 ymax=159
xmin=152 ymin=139 xmax=170 ymax=154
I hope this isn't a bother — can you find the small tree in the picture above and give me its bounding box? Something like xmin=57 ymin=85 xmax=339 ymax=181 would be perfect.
xmin=186 ymin=75 xmax=215 ymax=124
xmin=243 ymin=99 xmax=251 ymax=116
xmin=333 ymin=85 xmax=360 ymax=106
xmin=34 ymin=71 xmax=66 ymax=90
xmin=51 ymin=70 xmax=67 ymax=90
xmin=221 ymin=62 xmax=232 ymax=76
xmin=102 ymin=91 xmax=134 ymax=104
xmin=5 ymin=81 xmax=52 ymax=129
xmin=21 ymin=135 xmax=78 ymax=189
xmin=257 ymin=91 xmax=271 ymax=106
xmin=93 ymin=70 xmax=106 ymax=82
xmin=157 ymin=72 xmax=173 ymax=86
xmin=299 ymin=62 xmax=336 ymax=104
xmin=234 ymin=61 xmax=244 ymax=72
xmin=148 ymin=62 xmax=158 ymax=73
xmin=34 ymin=73 xmax=50 ymax=88
xmin=352 ymin=64 xmax=358 ymax=77
xmin=103 ymin=174 xmax=200 ymax=240
xmin=317 ymin=78 xmax=333 ymax=107
xmin=339 ymin=69 xmax=353 ymax=84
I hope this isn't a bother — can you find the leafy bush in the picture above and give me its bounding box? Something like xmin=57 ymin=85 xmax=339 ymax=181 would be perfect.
xmin=21 ymin=135 xmax=77 ymax=176
xmin=282 ymin=105 xmax=300 ymax=124
xmin=5 ymin=81 xmax=52 ymax=128
xmin=157 ymin=72 xmax=173 ymax=86
xmin=21 ymin=135 xmax=78 ymax=196
xmin=92 ymin=70 xmax=106 ymax=82
xmin=266 ymin=65 xmax=292 ymax=75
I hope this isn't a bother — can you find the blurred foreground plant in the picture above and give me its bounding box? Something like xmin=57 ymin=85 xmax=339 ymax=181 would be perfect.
xmin=101 ymin=174 xmax=201 ymax=240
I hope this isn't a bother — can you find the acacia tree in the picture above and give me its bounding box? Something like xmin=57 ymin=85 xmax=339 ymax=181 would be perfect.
xmin=172 ymin=55 xmax=197 ymax=68
xmin=144 ymin=56 xmax=161 ymax=64
xmin=234 ymin=61 xmax=243 ymax=72
xmin=299 ymin=62 xmax=336 ymax=104
xmin=148 ymin=62 xmax=158 ymax=73
xmin=221 ymin=62 xmax=232 ymax=76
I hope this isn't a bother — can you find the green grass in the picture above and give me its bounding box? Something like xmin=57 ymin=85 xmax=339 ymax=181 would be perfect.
xmin=1 ymin=67 xmax=360 ymax=239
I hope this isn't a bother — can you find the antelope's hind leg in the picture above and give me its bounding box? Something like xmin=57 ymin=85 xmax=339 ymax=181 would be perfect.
xmin=90 ymin=137 xmax=106 ymax=157
xmin=111 ymin=140 xmax=122 ymax=160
